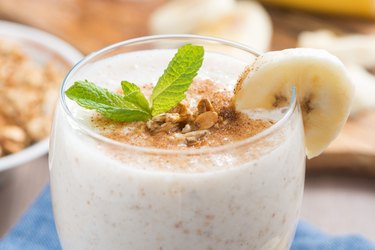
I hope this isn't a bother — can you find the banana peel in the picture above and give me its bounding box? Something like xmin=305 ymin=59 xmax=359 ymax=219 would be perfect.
xmin=260 ymin=0 xmax=375 ymax=19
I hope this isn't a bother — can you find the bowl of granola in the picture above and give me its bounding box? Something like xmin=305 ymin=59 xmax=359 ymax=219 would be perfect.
xmin=0 ymin=21 xmax=82 ymax=171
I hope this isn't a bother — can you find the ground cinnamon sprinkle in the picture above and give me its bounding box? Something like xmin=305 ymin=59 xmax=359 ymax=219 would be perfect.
xmin=91 ymin=79 xmax=273 ymax=149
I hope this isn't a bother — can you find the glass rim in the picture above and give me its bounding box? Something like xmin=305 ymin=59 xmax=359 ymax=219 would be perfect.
xmin=60 ymin=34 xmax=298 ymax=155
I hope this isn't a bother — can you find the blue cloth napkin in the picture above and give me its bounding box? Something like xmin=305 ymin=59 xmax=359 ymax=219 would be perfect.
xmin=1 ymin=186 xmax=374 ymax=250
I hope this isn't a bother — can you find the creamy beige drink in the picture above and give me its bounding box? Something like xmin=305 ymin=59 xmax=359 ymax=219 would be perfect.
xmin=49 ymin=37 xmax=306 ymax=250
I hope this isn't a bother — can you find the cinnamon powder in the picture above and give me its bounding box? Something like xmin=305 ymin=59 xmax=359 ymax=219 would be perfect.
xmin=91 ymin=79 xmax=273 ymax=149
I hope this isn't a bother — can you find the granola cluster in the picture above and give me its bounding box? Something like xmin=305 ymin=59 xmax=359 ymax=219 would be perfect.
xmin=0 ymin=40 xmax=63 ymax=157
xmin=147 ymin=99 xmax=220 ymax=146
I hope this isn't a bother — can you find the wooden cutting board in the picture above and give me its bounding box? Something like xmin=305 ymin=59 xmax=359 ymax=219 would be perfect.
xmin=0 ymin=0 xmax=374 ymax=176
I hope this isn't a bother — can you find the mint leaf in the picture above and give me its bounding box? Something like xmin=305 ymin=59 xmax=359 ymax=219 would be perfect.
xmin=150 ymin=44 xmax=204 ymax=116
xmin=121 ymin=81 xmax=150 ymax=112
xmin=65 ymin=80 xmax=151 ymax=122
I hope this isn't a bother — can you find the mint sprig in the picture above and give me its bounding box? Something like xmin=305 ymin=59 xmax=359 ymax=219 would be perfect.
xmin=65 ymin=44 xmax=204 ymax=122
xmin=150 ymin=44 xmax=204 ymax=116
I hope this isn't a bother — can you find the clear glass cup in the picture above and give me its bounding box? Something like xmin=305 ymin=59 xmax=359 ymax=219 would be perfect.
xmin=49 ymin=35 xmax=305 ymax=250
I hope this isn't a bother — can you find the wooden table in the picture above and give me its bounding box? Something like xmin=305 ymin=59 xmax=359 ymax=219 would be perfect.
xmin=0 ymin=0 xmax=374 ymax=243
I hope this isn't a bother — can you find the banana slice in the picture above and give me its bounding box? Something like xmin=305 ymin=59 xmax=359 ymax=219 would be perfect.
xmin=193 ymin=1 xmax=273 ymax=52
xmin=346 ymin=64 xmax=375 ymax=115
xmin=234 ymin=48 xmax=354 ymax=158
xmin=298 ymin=30 xmax=375 ymax=68
xmin=149 ymin=0 xmax=235 ymax=34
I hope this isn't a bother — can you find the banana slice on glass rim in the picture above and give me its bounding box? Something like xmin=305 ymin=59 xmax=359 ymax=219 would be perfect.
xmin=234 ymin=48 xmax=355 ymax=158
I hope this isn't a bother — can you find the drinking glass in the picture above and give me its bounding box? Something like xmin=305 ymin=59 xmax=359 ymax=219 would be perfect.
xmin=49 ymin=35 xmax=305 ymax=250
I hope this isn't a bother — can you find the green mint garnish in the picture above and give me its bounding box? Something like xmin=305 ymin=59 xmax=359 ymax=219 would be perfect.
xmin=121 ymin=81 xmax=151 ymax=113
xmin=150 ymin=43 xmax=204 ymax=116
xmin=65 ymin=44 xmax=204 ymax=122
xmin=65 ymin=80 xmax=151 ymax=122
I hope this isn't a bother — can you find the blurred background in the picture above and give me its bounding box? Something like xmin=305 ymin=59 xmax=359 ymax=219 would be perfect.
xmin=0 ymin=0 xmax=374 ymax=244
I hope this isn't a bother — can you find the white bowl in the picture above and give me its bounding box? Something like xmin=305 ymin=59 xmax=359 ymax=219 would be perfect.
xmin=0 ymin=21 xmax=83 ymax=172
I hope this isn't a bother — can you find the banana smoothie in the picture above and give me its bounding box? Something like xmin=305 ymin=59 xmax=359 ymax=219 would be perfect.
xmin=50 ymin=36 xmax=352 ymax=250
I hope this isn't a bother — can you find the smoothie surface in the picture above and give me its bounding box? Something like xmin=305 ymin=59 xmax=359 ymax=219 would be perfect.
xmin=90 ymin=79 xmax=274 ymax=149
